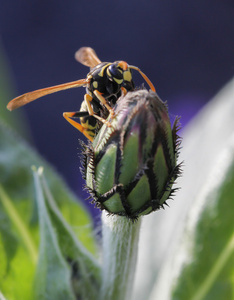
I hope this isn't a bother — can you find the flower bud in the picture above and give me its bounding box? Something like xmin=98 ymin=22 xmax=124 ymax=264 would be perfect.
xmin=81 ymin=89 xmax=182 ymax=219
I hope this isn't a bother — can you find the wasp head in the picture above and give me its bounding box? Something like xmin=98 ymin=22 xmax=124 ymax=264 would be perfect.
xmin=107 ymin=61 xmax=133 ymax=87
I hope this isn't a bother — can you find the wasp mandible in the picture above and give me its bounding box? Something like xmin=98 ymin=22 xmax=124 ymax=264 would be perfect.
xmin=7 ymin=47 xmax=155 ymax=141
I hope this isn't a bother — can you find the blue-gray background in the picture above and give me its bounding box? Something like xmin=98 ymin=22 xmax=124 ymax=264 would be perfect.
xmin=1 ymin=1 xmax=234 ymax=220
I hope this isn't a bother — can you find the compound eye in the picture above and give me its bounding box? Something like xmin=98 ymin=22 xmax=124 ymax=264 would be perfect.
xmin=108 ymin=64 xmax=123 ymax=79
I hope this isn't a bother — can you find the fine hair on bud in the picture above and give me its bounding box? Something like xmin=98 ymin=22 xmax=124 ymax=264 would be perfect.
xmin=81 ymin=89 xmax=182 ymax=220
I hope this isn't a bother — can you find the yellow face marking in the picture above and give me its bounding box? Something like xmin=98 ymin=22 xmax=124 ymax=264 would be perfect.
xmin=98 ymin=63 xmax=111 ymax=77
xmin=93 ymin=81 xmax=98 ymax=89
xmin=113 ymin=78 xmax=123 ymax=84
xmin=123 ymin=70 xmax=132 ymax=82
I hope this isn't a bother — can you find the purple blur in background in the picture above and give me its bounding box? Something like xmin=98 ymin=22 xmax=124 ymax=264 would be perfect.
xmin=1 ymin=1 xmax=234 ymax=220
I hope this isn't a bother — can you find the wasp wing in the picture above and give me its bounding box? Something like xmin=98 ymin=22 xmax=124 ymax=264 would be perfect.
xmin=75 ymin=47 xmax=101 ymax=68
xmin=7 ymin=78 xmax=88 ymax=111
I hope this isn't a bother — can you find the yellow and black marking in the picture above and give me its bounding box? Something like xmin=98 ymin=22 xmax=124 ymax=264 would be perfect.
xmin=7 ymin=47 xmax=156 ymax=142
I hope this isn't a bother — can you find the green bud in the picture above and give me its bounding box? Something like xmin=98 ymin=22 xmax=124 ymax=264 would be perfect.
xmin=81 ymin=89 xmax=182 ymax=220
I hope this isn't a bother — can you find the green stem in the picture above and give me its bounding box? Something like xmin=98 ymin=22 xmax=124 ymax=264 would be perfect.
xmin=100 ymin=212 xmax=141 ymax=300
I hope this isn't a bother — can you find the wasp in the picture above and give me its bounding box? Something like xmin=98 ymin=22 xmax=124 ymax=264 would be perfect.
xmin=7 ymin=47 xmax=155 ymax=141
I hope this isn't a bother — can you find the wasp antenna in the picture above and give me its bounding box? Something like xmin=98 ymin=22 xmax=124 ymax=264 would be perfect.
xmin=129 ymin=65 xmax=156 ymax=92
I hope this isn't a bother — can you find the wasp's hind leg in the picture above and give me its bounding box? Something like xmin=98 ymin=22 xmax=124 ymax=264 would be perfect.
xmin=63 ymin=109 xmax=112 ymax=142
xmin=63 ymin=111 xmax=96 ymax=142
xmin=63 ymin=93 xmax=113 ymax=142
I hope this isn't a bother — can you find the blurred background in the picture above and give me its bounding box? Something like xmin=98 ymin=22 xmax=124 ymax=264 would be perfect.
xmin=0 ymin=0 xmax=233 ymax=220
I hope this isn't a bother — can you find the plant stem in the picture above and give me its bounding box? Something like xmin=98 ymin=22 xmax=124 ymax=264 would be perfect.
xmin=100 ymin=212 xmax=141 ymax=300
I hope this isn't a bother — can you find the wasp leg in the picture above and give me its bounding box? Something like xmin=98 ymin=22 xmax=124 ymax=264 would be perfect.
xmin=84 ymin=93 xmax=113 ymax=127
xmin=92 ymin=114 xmax=112 ymax=127
xmin=121 ymin=87 xmax=128 ymax=96
xmin=63 ymin=109 xmax=112 ymax=142
xmin=84 ymin=94 xmax=95 ymax=116
xmin=63 ymin=111 xmax=95 ymax=142
xmin=93 ymin=90 xmax=115 ymax=118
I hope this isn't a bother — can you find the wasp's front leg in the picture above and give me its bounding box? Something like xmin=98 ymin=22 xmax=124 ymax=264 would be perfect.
xmin=84 ymin=93 xmax=113 ymax=127
xmin=93 ymin=90 xmax=115 ymax=118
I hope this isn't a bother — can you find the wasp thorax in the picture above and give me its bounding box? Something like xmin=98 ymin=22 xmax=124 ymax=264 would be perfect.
xmin=82 ymin=89 xmax=182 ymax=220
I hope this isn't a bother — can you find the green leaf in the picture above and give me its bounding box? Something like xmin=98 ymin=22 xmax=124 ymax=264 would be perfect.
xmin=0 ymin=119 xmax=97 ymax=254
xmin=0 ymin=290 xmax=8 ymax=300
xmin=0 ymin=121 xmax=97 ymax=299
xmin=133 ymin=78 xmax=234 ymax=300
xmin=0 ymin=184 xmax=37 ymax=300
xmin=172 ymin=138 xmax=234 ymax=300
xmin=33 ymin=168 xmax=76 ymax=300
xmin=0 ymin=120 xmax=97 ymax=299
xmin=37 ymin=168 xmax=100 ymax=299
xmin=0 ymin=185 xmax=37 ymax=263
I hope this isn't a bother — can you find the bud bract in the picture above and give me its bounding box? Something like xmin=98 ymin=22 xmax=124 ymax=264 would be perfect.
xmin=82 ymin=89 xmax=182 ymax=219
